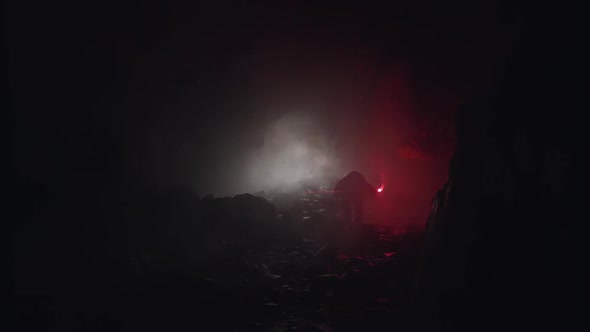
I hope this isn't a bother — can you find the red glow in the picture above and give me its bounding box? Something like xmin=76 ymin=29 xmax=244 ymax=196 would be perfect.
xmin=336 ymin=253 xmax=350 ymax=260
xmin=377 ymin=184 xmax=384 ymax=193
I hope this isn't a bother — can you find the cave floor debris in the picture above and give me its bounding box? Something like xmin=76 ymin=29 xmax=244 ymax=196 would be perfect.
xmin=225 ymin=184 xmax=423 ymax=331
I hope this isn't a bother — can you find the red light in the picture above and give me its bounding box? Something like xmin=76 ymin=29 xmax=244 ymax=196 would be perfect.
xmin=377 ymin=184 xmax=384 ymax=193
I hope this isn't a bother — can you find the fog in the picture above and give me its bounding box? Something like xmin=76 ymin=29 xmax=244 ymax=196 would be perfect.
xmin=8 ymin=0 xmax=516 ymax=227
xmin=246 ymin=112 xmax=347 ymax=192
xmin=127 ymin=38 xmax=464 ymax=227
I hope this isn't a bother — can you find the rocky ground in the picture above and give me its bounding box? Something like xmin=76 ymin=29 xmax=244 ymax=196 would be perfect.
xmin=230 ymin=229 xmax=423 ymax=332
xmin=11 ymin=180 xmax=426 ymax=332
xmin=223 ymin=181 xmax=425 ymax=331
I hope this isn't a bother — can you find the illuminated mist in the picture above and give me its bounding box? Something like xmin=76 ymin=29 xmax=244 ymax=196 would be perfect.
xmin=246 ymin=113 xmax=347 ymax=192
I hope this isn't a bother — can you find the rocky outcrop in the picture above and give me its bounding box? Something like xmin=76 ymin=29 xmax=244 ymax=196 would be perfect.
xmin=416 ymin=4 xmax=588 ymax=331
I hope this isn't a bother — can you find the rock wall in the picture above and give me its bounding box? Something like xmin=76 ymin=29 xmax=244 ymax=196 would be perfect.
xmin=416 ymin=4 xmax=588 ymax=331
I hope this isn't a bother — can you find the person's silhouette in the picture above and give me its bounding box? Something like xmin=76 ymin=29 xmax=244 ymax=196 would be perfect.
xmin=334 ymin=171 xmax=376 ymax=224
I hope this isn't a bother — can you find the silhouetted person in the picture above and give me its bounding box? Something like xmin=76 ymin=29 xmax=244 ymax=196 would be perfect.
xmin=334 ymin=171 xmax=376 ymax=224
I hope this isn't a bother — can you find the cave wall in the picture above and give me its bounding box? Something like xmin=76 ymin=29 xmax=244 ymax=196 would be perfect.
xmin=416 ymin=3 xmax=588 ymax=331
